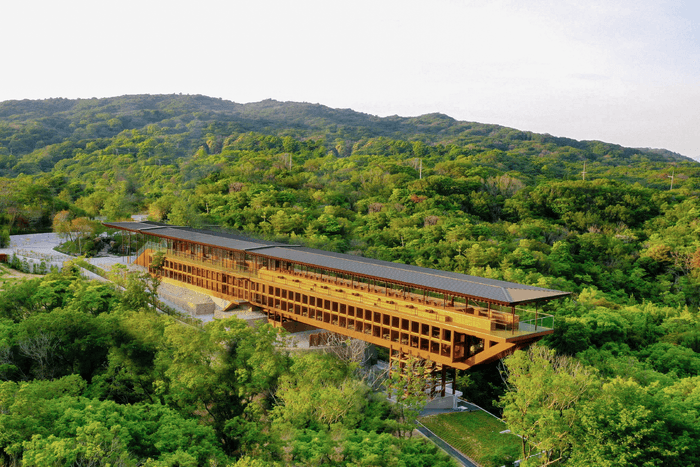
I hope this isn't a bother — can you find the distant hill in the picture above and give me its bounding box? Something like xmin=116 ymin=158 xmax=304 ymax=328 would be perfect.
xmin=0 ymin=94 xmax=695 ymax=175
xmin=0 ymin=93 xmax=698 ymax=318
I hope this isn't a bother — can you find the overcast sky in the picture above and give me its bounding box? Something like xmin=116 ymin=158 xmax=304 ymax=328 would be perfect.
xmin=2 ymin=0 xmax=699 ymax=160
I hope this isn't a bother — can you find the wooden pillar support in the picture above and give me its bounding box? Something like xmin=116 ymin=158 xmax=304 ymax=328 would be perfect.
xmin=441 ymin=367 xmax=446 ymax=397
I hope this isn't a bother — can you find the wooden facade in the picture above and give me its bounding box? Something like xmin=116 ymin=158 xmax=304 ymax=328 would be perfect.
xmin=107 ymin=222 xmax=567 ymax=383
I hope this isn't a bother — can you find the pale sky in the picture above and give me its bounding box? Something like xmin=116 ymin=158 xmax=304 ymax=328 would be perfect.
xmin=2 ymin=0 xmax=699 ymax=160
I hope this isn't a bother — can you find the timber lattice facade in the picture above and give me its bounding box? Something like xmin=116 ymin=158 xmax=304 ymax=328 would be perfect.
xmin=106 ymin=222 xmax=568 ymax=376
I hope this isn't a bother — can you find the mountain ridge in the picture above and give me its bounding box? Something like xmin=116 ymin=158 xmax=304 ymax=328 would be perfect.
xmin=0 ymin=94 xmax=694 ymax=165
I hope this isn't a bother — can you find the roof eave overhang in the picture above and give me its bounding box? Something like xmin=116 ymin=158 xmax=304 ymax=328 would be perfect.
xmin=103 ymin=222 xmax=571 ymax=307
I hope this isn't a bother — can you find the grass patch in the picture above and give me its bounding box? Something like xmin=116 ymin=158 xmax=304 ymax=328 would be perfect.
xmin=0 ymin=264 xmax=42 ymax=291
xmin=419 ymin=410 xmax=521 ymax=467
xmin=0 ymin=264 xmax=8 ymax=287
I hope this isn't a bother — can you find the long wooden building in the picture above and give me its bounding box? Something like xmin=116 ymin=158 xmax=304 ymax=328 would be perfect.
xmin=105 ymin=221 xmax=569 ymax=381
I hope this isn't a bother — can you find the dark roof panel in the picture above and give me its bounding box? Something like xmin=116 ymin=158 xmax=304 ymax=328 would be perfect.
xmin=156 ymin=227 xmax=270 ymax=252
xmin=255 ymin=246 xmax=567 ymax=304
xmin=103 ymin=221 xmax=570 ymax=305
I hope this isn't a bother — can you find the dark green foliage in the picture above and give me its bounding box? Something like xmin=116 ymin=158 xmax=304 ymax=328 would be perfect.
xmin=500 ymin=345 xmax=700 ymax=466
xmin=0 ymin=377 xmax=226 ymax=465
xmin=0 ymin=270 xmax=450 ymax=465
xmin=0 ymin=228 xmax=9 ymax=247
xmin=455 ymin=362 xmax=507 ymax=415
xmin=0 ymin=95 xmax=699 ymax=465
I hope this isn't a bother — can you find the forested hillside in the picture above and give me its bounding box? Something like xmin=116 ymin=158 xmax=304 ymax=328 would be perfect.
xmin=1 ymin=94 xmax=700 ymax=465
xmin=0 ymin=264 xmax=455 ymax=466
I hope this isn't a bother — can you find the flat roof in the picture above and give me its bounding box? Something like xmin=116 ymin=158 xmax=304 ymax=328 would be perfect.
xmin=104 ymin=221 xmax=570 ymax=306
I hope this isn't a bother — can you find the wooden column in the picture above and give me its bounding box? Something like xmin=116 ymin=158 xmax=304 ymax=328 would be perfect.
xmin=441 ymin=367 xmax=446 ymax=397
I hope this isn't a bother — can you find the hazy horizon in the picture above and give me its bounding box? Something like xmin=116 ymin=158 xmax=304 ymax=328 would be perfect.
xmin=3 ymin=0 xmax=698 ymax=161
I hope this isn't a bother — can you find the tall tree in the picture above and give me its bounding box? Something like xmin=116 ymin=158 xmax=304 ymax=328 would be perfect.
xmin=499 ymin=345 xmax=598 ymax=466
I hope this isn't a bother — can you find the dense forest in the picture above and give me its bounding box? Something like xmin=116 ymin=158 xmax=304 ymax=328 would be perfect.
xmin=1 ymin=94 xmax=699 ymax=466
xmin=0 ymin=263 xmax=454 ymax=466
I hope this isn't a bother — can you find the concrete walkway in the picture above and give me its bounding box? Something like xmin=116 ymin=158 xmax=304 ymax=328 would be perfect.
xmin=0 ymin=232 xmax=73 ymax=272
xmin=0 ymin=233 xmax=201 ymax=316
xmin=0 ymin=232 xmax=134 ymax=273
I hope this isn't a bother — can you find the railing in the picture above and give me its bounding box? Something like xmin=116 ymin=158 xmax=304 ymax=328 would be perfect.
xmin=259 ymin=269 xmax=452 ymax=322
xmin=152 ymin=249 xmax=554 ymax=336
xmin=134 ymin=242 xmax=161 ymax=261
xmin=512 ymin=308 xmax=554 ymax=332
xmin=256 ymin=270 xmax=553 ymax=338
xmin=159 ymin=249 xmax=257 ymax=279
